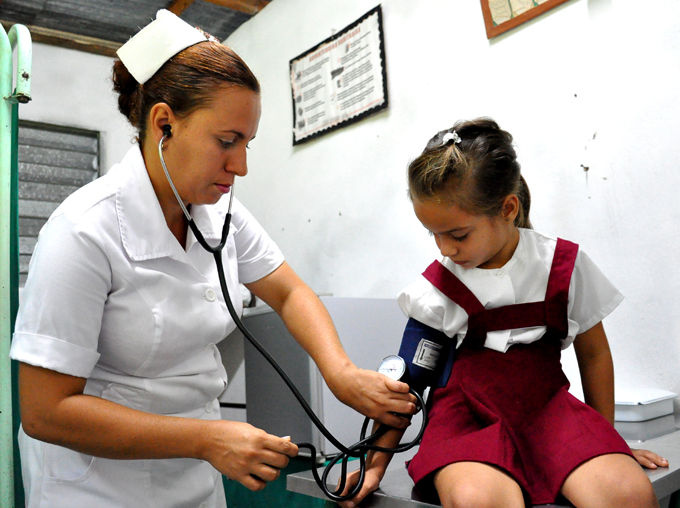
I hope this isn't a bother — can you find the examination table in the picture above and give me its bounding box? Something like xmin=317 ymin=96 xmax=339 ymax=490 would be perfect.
xmin=287 ymin=414 xmax=680 ymax=508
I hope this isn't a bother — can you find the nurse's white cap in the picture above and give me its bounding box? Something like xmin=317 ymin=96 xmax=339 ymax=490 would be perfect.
xmin=117 ymin=9 xmax=213 ymax=84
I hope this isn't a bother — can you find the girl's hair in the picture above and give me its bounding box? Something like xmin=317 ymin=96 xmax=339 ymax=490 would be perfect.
xmin=112 ymin=40 xmax=260 ymax=145
xmin=408 ymin=118 xmax=532 ymax=229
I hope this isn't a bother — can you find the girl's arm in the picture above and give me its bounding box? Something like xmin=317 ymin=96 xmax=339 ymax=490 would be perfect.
xmin=19 ymin=362 xmax=297 ymax=491
xmin=338 ymin=424 xmax=407 ymax=508
xmin=574 ymin=322 xmax=668 ymax=469
xmin=573 ymin=322 xmax=615 ymax=423
xmin=245 ymin=261 xmax=417 ymax=429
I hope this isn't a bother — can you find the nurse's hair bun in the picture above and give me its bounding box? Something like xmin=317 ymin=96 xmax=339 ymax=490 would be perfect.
xmin=112 ymin=59 xmax=143 ymax=130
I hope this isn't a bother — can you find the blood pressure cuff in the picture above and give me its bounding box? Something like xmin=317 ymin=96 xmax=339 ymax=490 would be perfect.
xmin=398 ymin=318 xmax=456 ymax=396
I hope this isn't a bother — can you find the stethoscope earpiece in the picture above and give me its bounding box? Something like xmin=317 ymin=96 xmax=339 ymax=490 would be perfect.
xmin=162 ymin=124 xmax=172 ymax=139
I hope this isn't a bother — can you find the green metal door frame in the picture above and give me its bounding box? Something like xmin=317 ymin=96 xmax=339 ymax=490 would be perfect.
xmin=0 ymin=22 xmax=32 ymax=508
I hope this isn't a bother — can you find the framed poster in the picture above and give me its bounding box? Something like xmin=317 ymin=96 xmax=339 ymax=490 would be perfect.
xmin=290 ymin=5 xmax=388 ymax=145
xmin=481 ymin=0 xmax=573 ymax=39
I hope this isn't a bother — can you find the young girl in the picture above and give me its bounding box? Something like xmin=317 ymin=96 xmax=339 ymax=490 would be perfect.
xmin=340 ymin=118 xmax=667 ymax=508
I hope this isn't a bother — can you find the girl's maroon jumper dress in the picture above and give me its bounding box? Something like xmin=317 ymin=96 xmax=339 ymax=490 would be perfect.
xmin=407 ymin=239 xmax=632 ymax=505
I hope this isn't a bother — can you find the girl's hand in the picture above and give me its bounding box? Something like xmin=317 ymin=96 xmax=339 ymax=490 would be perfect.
xmin=632 ymin=448 xmax=669 ymax=469
xmin=202 ymin=421 xmax=298 ymax=491
xmin=337 ymin=424 xmax=402 ymax=507
xmin=337 ymin=462 xmax=386 ymax=508
xmin=327 ymin=366 xmax=417 ymax=429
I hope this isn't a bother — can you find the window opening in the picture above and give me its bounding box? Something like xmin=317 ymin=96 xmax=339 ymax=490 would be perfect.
xmin=18 ymin=121 xmax=100 ymax=285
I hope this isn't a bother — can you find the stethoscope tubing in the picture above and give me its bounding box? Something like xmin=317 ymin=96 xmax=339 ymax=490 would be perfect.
xmin=158 ymin=135 xmax=427 ymax=501
xmin=214 ymin=247 xmax=427 ymax=501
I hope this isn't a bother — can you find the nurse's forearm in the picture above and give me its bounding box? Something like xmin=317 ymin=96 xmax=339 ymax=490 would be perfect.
xmin=246 ymin=262 xmax=416 ymax=428
xmin=19 ymin=363 xmax=216 ymax=459
xmin=279 ymin=286 xmax=353 ymax=379
xmin=245 ymin=262 xmax=353 ymax=384
xmin=20 ymin=363 xmax=298 ymax=490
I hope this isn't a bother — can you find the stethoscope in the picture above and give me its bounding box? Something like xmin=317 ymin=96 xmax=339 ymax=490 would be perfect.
xmin=158 ymin=127 xmax=427 ymax=502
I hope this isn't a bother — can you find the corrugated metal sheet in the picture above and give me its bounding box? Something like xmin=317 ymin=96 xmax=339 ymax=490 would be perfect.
xmin=18 ymin=122 xmax=99 ymax=284
xmin=0 ymin=0 xmax=257 ymax=44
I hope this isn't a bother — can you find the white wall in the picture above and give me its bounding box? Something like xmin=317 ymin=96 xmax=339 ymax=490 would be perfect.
xmin=15 ymin=1 xmax=680 ymax=404
xmin=227 ymin=0 xmax=680 ymax=401
xmin=18 ymin=42 xmax=133 ymax=173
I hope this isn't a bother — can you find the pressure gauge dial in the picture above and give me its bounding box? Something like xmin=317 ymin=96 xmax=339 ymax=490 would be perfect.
xmin=378 ymin=355 xmax=407 ymax=381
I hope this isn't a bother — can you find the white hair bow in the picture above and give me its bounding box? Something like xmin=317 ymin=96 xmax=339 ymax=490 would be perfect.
xmin=442 ymin=131 xmax=462 ymax=145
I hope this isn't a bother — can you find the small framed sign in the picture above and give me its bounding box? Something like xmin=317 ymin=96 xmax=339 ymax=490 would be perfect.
xmin=290 ymin=5 xmax=388 ymax=145
xmin=481 ymin=0 xmax=573 ymax=39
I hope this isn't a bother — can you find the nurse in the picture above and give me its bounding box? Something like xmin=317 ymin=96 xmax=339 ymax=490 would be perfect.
xmin=9 ymin=10 xmax=416 ymax=508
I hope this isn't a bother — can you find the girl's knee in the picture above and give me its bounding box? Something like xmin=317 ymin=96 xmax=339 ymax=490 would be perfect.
xmin=438 ymin=477 xmax=524 ymax=508
xmin=434 ymin=462 xmax=524 ymax=508
xmin=596 ymin=459 xmax=657 ymax=508
xmin=610 ymin=474 xmax=658 ymax=508
xmin=563 ymin=454 xmax=658 ymax=508
xmin=440 ymin=483 xmax=514 ymax=508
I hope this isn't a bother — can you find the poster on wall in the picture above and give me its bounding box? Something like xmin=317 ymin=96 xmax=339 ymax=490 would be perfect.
xmin=289 ymin=5 xmax=388 ymax=145
xmin=481 ymin=0 xmax=573 ymax=39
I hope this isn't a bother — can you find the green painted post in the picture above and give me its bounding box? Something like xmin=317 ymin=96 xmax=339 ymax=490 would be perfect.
xmin=0 ymin=25 xmax=13 ymax=508
xmin=10 ymin=99 xmax=24 ymax=507
xmin=0 ymin=23 xmax=32 ymax=508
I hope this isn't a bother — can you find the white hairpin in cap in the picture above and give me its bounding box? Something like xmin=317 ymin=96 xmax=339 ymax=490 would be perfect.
xmin=442 ymin=131 xmax=462 ymax=145
xmin=117 ymin=9 xmax=213 ymax=84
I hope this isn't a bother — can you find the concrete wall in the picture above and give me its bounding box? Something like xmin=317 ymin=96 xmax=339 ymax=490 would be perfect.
xmin=226 ymin=0 xmax=680 ymax=402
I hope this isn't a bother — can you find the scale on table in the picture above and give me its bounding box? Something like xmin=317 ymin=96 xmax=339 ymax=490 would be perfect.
xmin=614 ymin=388 xmax=678 ymax=442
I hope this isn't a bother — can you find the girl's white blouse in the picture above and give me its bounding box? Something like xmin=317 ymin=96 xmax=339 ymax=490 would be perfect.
xmin=10 ymin=145 xmax=284 ymax=508
xmin=398 ymin=229 xmax=623 ymax=353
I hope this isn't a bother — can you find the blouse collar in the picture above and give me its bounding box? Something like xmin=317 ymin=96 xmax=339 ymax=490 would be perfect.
xmin=115 ymin=145 xmax=217 ymax=261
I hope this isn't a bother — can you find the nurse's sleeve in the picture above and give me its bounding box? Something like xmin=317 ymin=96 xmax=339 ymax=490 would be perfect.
xmin=10 ymin=212 xmax=110 ymax=378
xmin=567 ymin=249 xmax=624 ymax=334
xmin=228 ymin=198 xmax=284 ymax=284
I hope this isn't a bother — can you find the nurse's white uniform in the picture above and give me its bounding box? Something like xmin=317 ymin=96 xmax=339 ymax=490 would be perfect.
xmin=10 ymin=145 xmax=284 ymax=508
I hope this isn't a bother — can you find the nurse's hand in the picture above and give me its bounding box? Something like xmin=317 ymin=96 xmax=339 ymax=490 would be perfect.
xmin=203 ymin=421 xmax=298 ymax=491
xmin=327 ymin=366 xmax=417 ymax=429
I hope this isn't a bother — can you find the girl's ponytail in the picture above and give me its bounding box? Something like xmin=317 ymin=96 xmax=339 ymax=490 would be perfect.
xmin=408 ymin=118 xmax=532 ymax=230
xmin=515 ymin=175 xmax=532 ymax=229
